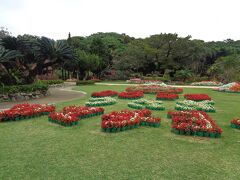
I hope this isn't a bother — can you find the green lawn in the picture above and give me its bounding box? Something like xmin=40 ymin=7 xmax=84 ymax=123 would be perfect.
xmin=0 ymin=84 xmax=240 ymax=179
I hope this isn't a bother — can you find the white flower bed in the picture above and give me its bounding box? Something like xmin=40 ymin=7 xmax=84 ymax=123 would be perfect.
xmin=175 ymin=100 xmax=216 ymax=112
xmin=86 ymin=97 xmax=117 ymax=106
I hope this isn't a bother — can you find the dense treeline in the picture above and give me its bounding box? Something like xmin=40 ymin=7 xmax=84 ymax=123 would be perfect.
xmin=0 ymin=28 xmax=240 ymax=85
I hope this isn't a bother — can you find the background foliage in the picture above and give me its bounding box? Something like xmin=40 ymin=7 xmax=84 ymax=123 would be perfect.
xmin=1 ymin=29 xmax=240 ymax=85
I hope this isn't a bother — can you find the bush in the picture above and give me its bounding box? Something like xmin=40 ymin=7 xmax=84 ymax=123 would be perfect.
xmin=143 ymin=76 xmax=165 ymax=81
xmin=0 ymin=83 xmax=49 ymax=95
xmin=37 ymin=79 xmax=64 ymax=85
xmin=130 ymin=73 xmax=142 ymax=78
xmin=76 ymin=80 xmax=95 ymax=85
xmin=101 ymin=70 xmax=130 ymax=80
xmin=174 ymin=70 xmax=193 ymax=82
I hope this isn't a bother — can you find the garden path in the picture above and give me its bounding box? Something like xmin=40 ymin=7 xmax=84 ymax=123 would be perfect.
xmin=0 ymin=83 xmax=86 ymax=110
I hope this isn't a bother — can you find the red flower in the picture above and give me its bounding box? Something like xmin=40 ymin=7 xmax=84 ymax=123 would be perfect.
xmin=229 ymin=84 xmax=240 ymax=92
xmin=156 ymin=92 xmax=179 ymax=100
xmin=62 ymin=106 xmax=104 ymax=117
xmin=101 ymin=109 xmax=160 ymax=130
xmin=0 ymin=103 xmax=55 ymax=122
xmin=118 ymin=91 xmax=144 ymax=99
xmin=168 ymin=110 xmax=222 ymax=135
xmin=231 ymin=118 xmax=240 ymax=126
xmin=184 ymin=94 xmax=212 ymax=101
xmin=91 ymin=90 xmax=118 ymax=97
xmin=126 ymin=85 xmax=183 ymax=94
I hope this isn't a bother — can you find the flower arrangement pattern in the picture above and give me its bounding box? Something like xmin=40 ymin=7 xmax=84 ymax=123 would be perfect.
xmin=101 ymin=109 xmax=161 ymax=132
xmin=85 ymin=97 xmax=117 ymax=106
xmin=49 ymin=106 xmax=104 ymax=126
xmin=91 ymin=90 xmax=118 ymax=97
xmin=175 ymin=100 xmax=216 ymax=112
xmin=168 ymin=110 xmax=222 ymax=138
xmin=128 ymin=99 xmax=165 ymax=111
xmin=230 ymin=118 xmax=240 ymax=129
xmin=126 ymin=85 xmax=183 ymax=94
xmin=191 ymin=81 xmax=223 ymax=86
xmin=156 ymin=92 xmax=179 ymax=100
xmin=118 ymin=91 xmax=144 ymax=99
xmin=184 ymin=94 xmax=212 ymax=101
xmin=0 ymin=103 xmax=55 ymax=122
xmin=214 ymin=82 xmax=240 ymax=93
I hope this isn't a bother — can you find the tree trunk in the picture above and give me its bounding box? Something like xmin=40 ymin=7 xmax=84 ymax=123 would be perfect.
xmin=61 ymin=68 xmax=64 ymax=80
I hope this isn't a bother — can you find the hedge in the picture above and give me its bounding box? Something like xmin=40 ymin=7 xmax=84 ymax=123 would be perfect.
xmin=37 ymin=79 xmax=64 ymax=85
xmin=76 ymin=80 xmax=95 ymax=85
xmin=0 ymin=83 xmax=49 ymax=95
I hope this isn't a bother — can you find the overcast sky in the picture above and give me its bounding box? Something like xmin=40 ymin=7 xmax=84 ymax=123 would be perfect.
xmin=0 ymin=0 xmax=239 ymax=41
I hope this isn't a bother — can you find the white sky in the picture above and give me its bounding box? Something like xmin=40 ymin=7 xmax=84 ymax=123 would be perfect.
xmin=0 ymin=0 xmax=239 ymax=41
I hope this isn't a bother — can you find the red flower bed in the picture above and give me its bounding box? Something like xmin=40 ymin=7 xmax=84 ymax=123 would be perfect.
xmin=168 ymin=110 xmax=222 ymax=138
xmin=156 ymin=92 xmax=179 ymax=100
xmin=184 ymin=94 xmax=211 ymax=101
xmin=126 ymin=85 xmax=183 ymax=94
xmin=0 ymin=103 xmax=55 ymax=122
xmin=62 ymin=106 xmax=104 ymax=118
xmin=230 ymin=119 xmax=240 ymax=129
xmin=49 ymin=106 xmax=104 ymax=126
xmin=49 ymin=112 xmax=79 ymax=126
xmin=101 ymin=109 xmax=161 ymax=132
xmin=91 ymin=90 xmax=118 ymax=97
xmin=118 ymin=91 xmax=144 ymax=99
xmin=229 ymin=83 xmax=240 ymax=92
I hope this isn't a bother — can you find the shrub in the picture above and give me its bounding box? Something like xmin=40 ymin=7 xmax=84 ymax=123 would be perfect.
xmin=76 ymin=80 xmax=95 ymax=85
xmin=0 ymin=83 xmax=49 ymax=95
xmin=37 ymin=79 xmax=64 ymax=85
xmin=130 ymin=73 xmax=142 ymax=78
xmin=143 ymin=76 xmax=165 ymax=81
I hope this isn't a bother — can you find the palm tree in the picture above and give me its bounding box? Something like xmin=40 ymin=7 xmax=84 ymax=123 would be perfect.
xmin=0 ymin=35 xmax=75 ymax=84
xmin=0 ymin=46 xmax=23 ymax=84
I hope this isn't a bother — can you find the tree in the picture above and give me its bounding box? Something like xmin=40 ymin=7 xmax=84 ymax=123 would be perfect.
xmin=0 ymin=46 xmax=23 ymax=84
xmin=208 ymin=55 xmax=240 ymax=82
xmin=0 ymin=27 xmax=11 ymax=38
xmin=113 ymin=39 xmax=156 ymax=74
xmin=174 ymin=69 xmax=193 ymax=82
xmin=0 ymin=35 xmax=75 ymax=84
xmin=75 ymin=49 xmax=101 ymax=80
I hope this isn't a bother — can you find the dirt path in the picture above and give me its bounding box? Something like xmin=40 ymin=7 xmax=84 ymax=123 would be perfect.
xmin=95 ymin=83 xmax=218 ymax=89
xmin=0 ymin=85 xmax=86 ymax=110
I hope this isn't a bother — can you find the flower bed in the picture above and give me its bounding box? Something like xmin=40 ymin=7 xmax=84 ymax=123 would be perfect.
xmin=126 ymin=78 xmax=142 ymax=84
xmin=85 ymin=97 xmax=117 ymax=106
xmin=168 ymin=110 xmax=222 ymax=138
xmin=126 ymin=85 xmax=183 ymax=94
xmin=118 ymin=91 xmax=144 ymax=99
xmin=214 ymin=82 xmax=240 ymax=93
xmin=126 ymin=78 xmax=164 ymax=84
xmin=175 ymin=100 xmax=216 ymax=112
xmin=49 ymin=112 xmax=79 ymax=126
xmin=156 ymin=92 xmax=179 ymax=100
xmin=0 ymin=103 xmax=55 ymax=122
xmin=49 ymin=106 xmax=104 ymax=126
xmin=91 ymin=90 xmax=118 ymax=97
xmin=128 ymin=99 xmax=165 ymax=111
xmin=101 ymin=109 xmax=161 ymax=132
xmin=230 ymin=119 xmax=240 ymax=129
xmin=128 ymin=102 xmax=145 ymax=109
xmin=191 ymin=81 xmax=223 ymax=86
xmin=62 ymin=106 xmax=104 ymax=119
xmin=184 ymin=94 xmax=212 ymax=101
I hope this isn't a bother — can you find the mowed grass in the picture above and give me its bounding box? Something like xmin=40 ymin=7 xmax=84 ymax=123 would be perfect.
xmin=0 ymin=84 xmax=240 ymax=179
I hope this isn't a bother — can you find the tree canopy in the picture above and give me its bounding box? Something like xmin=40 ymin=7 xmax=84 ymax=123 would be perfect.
xmin=1 ymin=30 xmax=240 ymax=85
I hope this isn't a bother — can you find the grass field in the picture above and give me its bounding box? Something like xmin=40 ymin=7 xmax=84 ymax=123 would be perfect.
xmin=0 ymin=84 xmax=240 ymax=179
